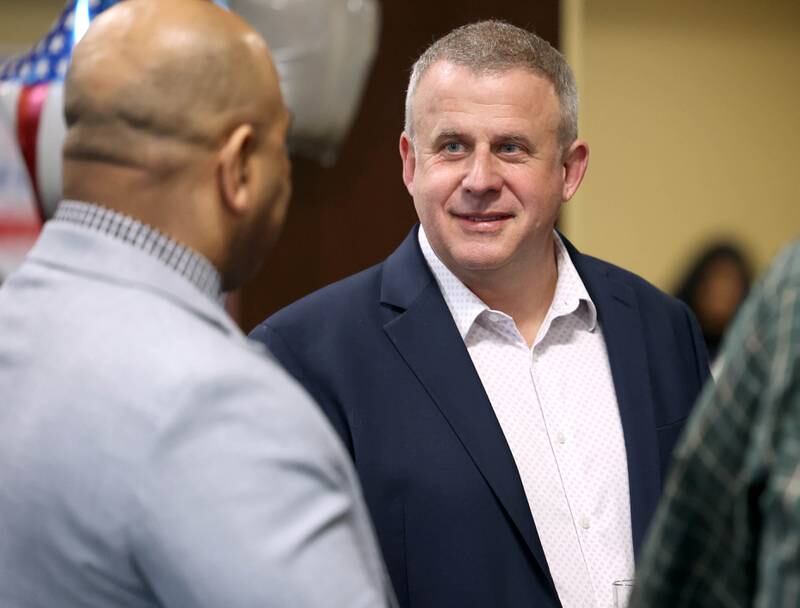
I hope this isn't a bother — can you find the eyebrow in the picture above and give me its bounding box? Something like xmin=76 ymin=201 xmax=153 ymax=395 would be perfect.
xmin=491 ymin=133 xmax=533 ymax=147
xmin=430 ymin=129 xmax=467 ymax=146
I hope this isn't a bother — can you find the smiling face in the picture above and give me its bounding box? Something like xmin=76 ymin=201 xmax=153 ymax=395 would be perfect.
xmin=400 ymin=61 xmax=588 ymax=288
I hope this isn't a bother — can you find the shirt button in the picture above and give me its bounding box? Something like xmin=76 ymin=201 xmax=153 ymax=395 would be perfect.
xmin=556 ymin=432 xmax=566 ymax=445
xmin=580 ymin=516 xmax=590 ymax=530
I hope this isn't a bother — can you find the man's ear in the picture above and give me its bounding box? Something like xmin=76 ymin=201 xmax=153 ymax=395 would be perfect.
xmin=561 ymin=139 xmax=590 ymax=202
xmin=218 ymin=124 xmax=255 ymax=214
xmin=399 ymin=132 xmax=416 ymax=196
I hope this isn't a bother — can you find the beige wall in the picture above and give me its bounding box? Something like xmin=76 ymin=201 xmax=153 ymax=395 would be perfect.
xmin=562 ymin=0 xmax=800 ymax=290
xmin=0 ymin=1 xmax=66 ymax=49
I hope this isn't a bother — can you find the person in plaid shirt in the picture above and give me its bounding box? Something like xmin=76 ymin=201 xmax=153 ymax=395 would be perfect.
xmin=631 ymin=241 xmax=800 ymax=608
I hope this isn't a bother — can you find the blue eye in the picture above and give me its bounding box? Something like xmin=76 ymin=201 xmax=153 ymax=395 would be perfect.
xmin=443 ymin=142 xmax=463 ymax=153
xmin=499 ymin=143 xmax=523 ymax=154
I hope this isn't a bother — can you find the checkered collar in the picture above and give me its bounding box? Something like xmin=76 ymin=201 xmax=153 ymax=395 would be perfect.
xmin=53 ymin=200 xmax=223 ymax=302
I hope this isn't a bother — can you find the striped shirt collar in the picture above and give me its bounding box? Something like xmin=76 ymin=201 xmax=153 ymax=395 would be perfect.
xmin=53 ymin=200 xmax=223 ymax=302
xmin=418 ymin=225 xmax=597 ymax=341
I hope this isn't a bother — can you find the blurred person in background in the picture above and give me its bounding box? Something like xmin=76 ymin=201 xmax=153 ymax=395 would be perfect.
xmin=0 ymin=1 xmax=393 ymax=607
xmin=674 ymin=241 xmax=753 ymax=362
xmin=630 ymin=240 xmax=800 ymax=608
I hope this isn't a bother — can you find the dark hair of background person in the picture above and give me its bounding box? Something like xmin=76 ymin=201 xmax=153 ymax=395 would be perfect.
xmin=674 ymin=241 xmax=753 ymax=361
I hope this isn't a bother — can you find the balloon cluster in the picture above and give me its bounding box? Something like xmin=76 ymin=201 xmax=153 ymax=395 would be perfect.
xmin=0 ymin=0 xmax=380 ymax=223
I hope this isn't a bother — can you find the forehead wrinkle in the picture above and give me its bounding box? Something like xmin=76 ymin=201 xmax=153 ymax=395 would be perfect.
xmin=411 ymin=66 xmax=563 ymax=157
xmin=417 ymin=64 xmax=559 ymax=115
xmin=421 ymin=97 xmax=551 ymax=132
xmin=427 ymin=111 xmax=542 ymax=136
xmin=420 ymin=107 xmax=559 ymax=155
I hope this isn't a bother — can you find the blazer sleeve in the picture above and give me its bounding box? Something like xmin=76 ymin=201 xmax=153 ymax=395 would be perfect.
xmin=250 ymin=321 xmax=355 ymax=456
xmin=128 ymin=372 xmax=393 ymax=608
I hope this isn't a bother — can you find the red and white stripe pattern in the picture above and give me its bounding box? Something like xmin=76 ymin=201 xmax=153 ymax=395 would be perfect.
xmin=0 ymin=0 xmax=121 ymax=222
xmin=0 ymin=0 xmax=231 ymax=225
xmin=0 ymin=1 xmax=127 ymax=278
xmin=0 ymin=79 xmax=66 ymax=222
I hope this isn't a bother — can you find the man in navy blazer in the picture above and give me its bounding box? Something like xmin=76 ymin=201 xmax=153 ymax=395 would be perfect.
xmin=252 ymin=20 xmax=709 ymax=608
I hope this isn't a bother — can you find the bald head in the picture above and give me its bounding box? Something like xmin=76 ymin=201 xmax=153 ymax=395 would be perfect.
xmin=63 ymin=0 xmax=280 ymax=171
xmin=61 ymin=0 xmax=292 ymax=291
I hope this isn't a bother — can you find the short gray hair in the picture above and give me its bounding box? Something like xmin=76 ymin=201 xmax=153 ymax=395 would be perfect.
xmin=404 ymin=20 xmax=578 ymax=150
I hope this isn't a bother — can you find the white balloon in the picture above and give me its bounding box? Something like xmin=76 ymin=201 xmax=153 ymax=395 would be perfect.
xmin=230 ymin=0 xmax=381 ymax=165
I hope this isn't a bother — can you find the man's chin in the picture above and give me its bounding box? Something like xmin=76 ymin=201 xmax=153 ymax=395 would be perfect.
xmin=445 ymin=253 xmax=514 ymax=277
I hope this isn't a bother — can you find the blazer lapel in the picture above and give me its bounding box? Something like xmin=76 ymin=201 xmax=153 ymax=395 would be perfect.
xmin=566 ymin=238 xmax=661 ymax=556
xmin=379 ymin=227 xmax=557 ymax=592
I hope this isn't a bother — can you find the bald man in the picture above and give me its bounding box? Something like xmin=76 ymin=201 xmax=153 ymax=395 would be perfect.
xmin=0 ymin=2 xmax=393 ymax=607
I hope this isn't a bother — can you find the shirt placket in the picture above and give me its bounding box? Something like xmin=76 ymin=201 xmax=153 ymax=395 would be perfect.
xmin=539 ymin=321 xmax=633 ymax=608
xmin=526 ymin=324 xmax=596 ymax=608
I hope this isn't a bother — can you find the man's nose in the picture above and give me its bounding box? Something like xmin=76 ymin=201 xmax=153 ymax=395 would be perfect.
xmin=462 ymin=148 xmax=502 ymax=195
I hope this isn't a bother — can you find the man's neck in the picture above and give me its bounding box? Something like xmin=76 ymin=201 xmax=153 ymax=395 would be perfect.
xmin=63 ymin=160 xmax=222 ymax=272
xmin=461 ymin=238 xmax=559 ymax=347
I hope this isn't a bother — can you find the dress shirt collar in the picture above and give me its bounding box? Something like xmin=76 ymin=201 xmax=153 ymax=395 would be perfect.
xmin=53 ymin=200 xmax=224 ymax=303
xmin=418 ymin=225 xmax=597 ymax=341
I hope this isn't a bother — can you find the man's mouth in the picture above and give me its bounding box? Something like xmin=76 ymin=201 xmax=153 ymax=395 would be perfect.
xmin=453 ymin=213 xmax=513 ymax=223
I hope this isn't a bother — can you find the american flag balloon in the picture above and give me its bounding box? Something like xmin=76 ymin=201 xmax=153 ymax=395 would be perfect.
xmin=0 ymin=0 xmax=231 ymax=223
xmin=0 ymin=0 xmax=124 ymax=222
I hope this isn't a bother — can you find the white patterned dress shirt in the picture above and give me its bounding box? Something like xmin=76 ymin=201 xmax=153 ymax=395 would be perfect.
xmin=419 ymin=227 xmax=634 ymax=608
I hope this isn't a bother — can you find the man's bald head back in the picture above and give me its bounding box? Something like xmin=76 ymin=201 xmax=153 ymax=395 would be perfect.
xmin=61 ymin=0 xmax=292 ymax=291
xmin=63 ymin=0 xmax=281 ymax=173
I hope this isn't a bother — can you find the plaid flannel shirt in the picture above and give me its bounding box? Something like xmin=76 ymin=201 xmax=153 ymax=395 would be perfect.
xmin=631 ymin=241 xmax=800 ymax=608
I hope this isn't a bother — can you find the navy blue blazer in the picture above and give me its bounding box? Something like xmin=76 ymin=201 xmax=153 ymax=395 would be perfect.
xmin=251 ymin=226 xmax=710 ymax=608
